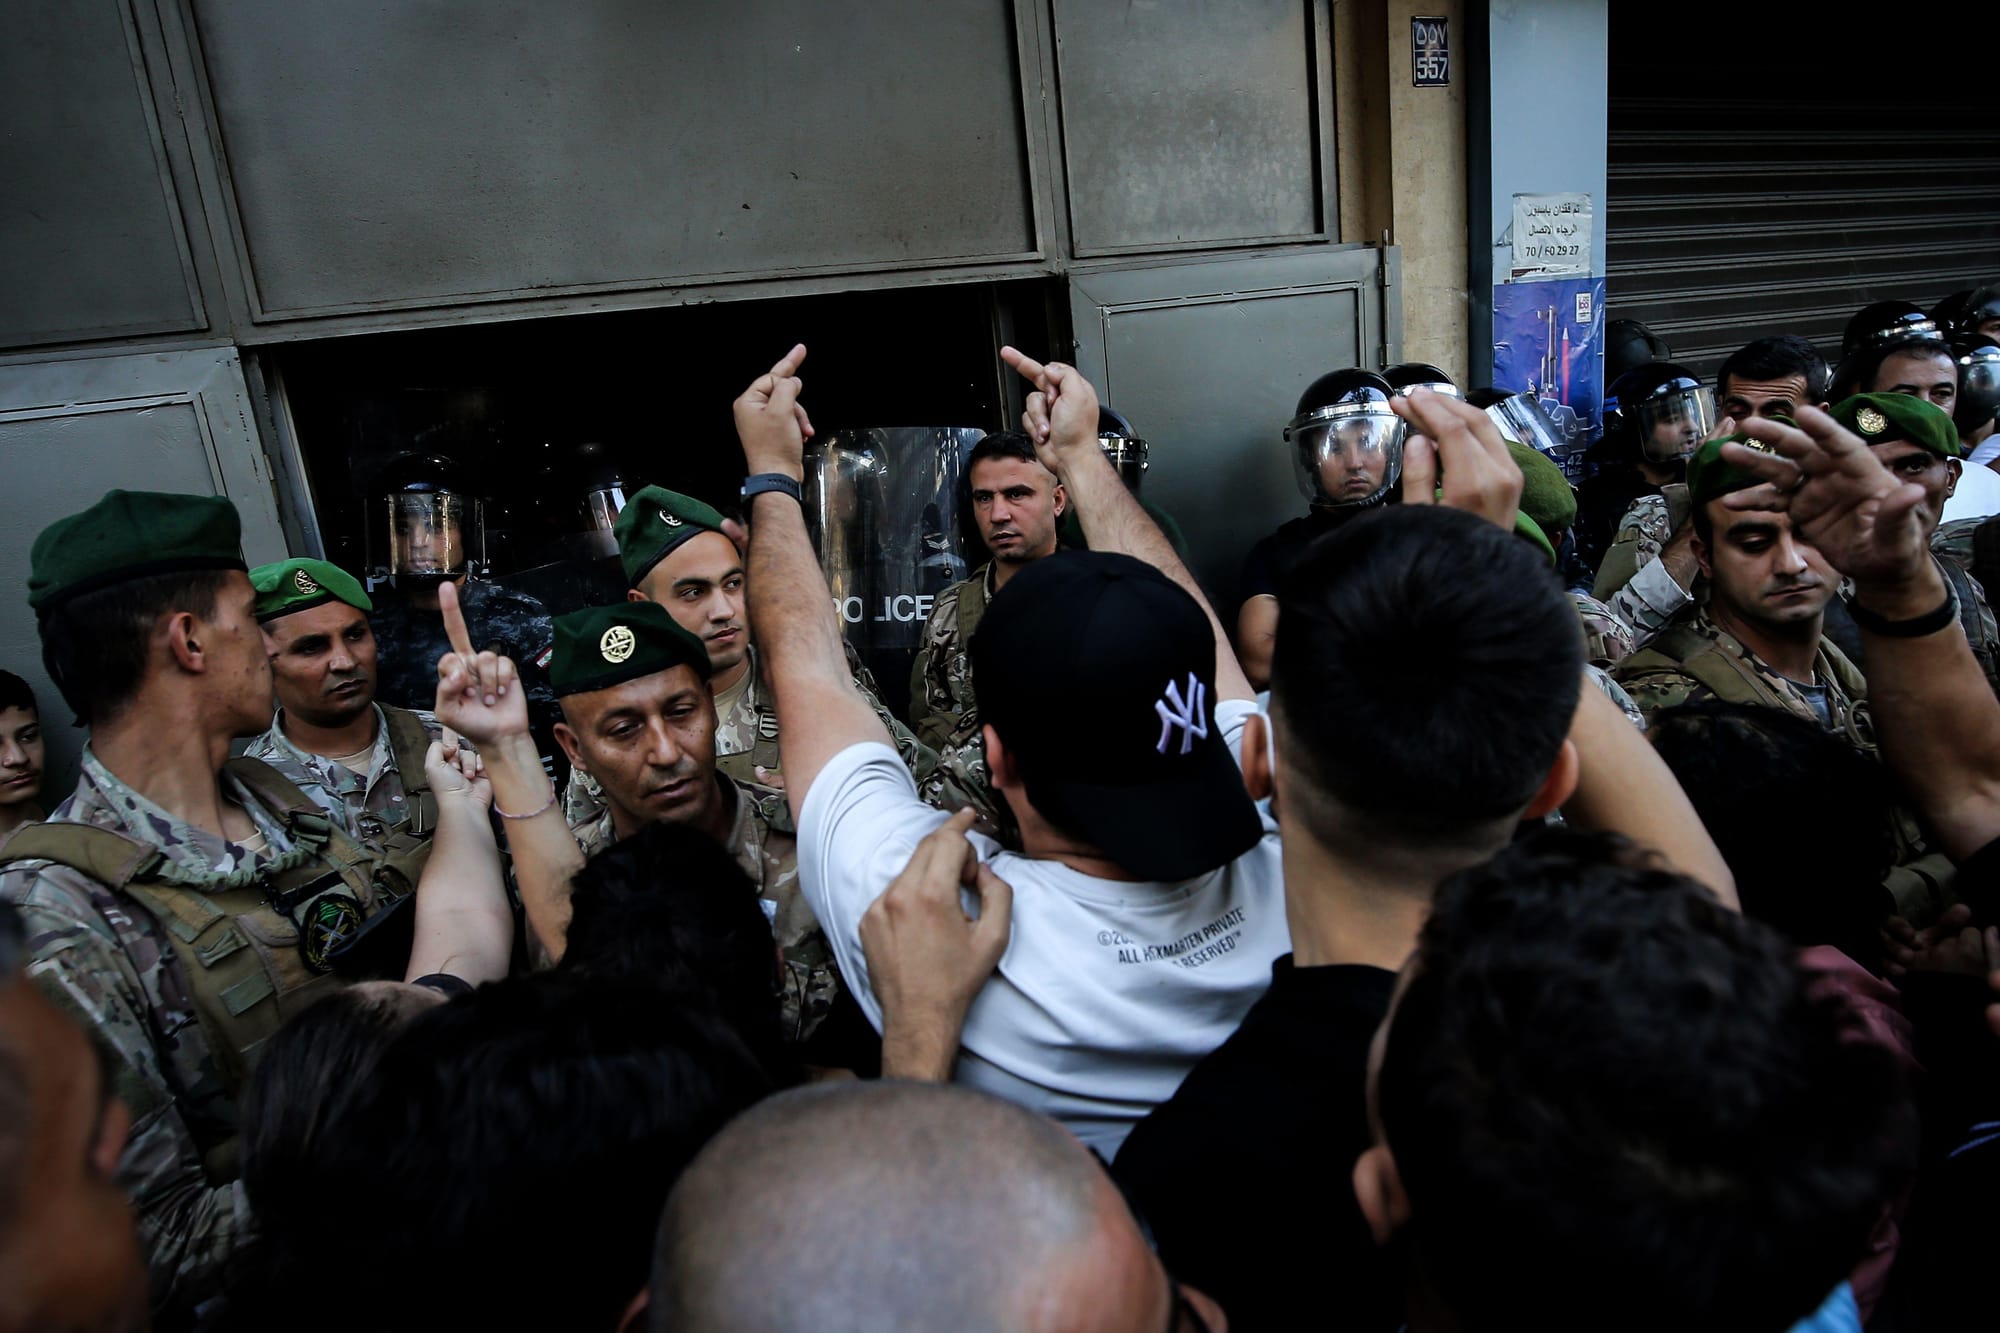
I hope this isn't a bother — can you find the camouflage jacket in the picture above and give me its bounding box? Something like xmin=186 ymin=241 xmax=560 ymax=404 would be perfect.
xmin=712 ymin=640 xmax=935 ymax=788
xmin=1585 ymin=664 xmax=1647 ymax=729
xmin=1612 ymin=605 xmax=1872 ymax=747
xmin=0 ymin=751 xmax=305 ymax=1314
xmin=908 ymin=562 xmax=995 ymax=755
xmin=241 ymin=703 xmax=442 ymax=842
xmin=1572 ymin=591 xmax=1638 ymax=669
xmin=1591 ymin=494 xmax=1693 ymax=654
xmin=570 ymin=777 xmax=840 ymax=1046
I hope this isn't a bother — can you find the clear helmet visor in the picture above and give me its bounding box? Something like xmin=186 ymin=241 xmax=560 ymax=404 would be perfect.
xmin=1288 ymin=409 xmax=1405 ymax=508
xmin=1634 ymin=385 xmax=1717 ymax=462
xmin=1484 ymin=392 xmax=1566 ymax=457
xmin=376 ymin=492 xmax=485 ymax=584
xmin=580 ymin=485 xmax=627 ymax=534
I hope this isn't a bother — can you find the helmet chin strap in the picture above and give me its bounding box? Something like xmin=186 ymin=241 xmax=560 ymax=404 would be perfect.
xmin=1309 ymin=484 xmax=1395 ymax=515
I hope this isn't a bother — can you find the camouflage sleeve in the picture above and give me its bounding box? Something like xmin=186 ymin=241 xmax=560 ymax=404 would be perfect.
xmin=15 ymin=890 xmax=244 ymax=1310
xmin=908 ymin=588 xmax=966 ymax=754
xmin=859 ymin=678 xmax=939 ymax=786
xmin=1584 ymin=665 xmax=1648 ymax=729
xmin=1608 ymin=666 xmax=1705 ymax=728
xmin=1571 ymin=593 xmax=1637 ymax=670
xmin=1604 ymin=558 xmax=1694 ymax=653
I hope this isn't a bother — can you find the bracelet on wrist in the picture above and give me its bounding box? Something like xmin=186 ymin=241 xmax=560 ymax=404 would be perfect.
xmin=1847 ymin=586 xmax=1959 ymax=638
xmin=494 ymin=788 xmax=558 ymax=821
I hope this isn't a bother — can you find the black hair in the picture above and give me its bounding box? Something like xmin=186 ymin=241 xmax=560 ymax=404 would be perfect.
xmin=561 ymin=819 xmax=795 ymax=1083
xmin=1269 ymin=507 xmax=1582 ymax=851
xmin=1378 ymin=830 xmax=1915 ymax=1333
xmin=222 ymin=983 xmax=447 ymax=1331
xmin=1716 ymin=335 xmax=1830 ymax=406
xmin=1649 ymin=702 xmax=1893 ymax=967
xmin=967 ymin=430 xmax=1042 ymax=471
xmin=37 ymin=569 xmax=232 ymax=725
xmin=1864 ymin=339 xmax=1958 ymax=393
xmin=242 ymin=972 xmax=772 ymax=1332
xmin=0 ymin=672 xmax=36 ymax=718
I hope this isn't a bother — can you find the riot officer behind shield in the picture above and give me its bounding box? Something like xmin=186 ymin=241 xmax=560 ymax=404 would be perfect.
xmin=363 ymin=453 xmax=563 ymax=773
xmin=1056 ymin=405 xmax=1191 ymax=562
xmin=1236 ymin=368 xmax=1406 ymax=688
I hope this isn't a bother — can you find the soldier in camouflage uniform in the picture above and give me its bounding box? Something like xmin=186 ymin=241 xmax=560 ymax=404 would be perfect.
xmin=562 ymin=486 xmax=931 ymax=828
xmin=1836 ymin=393 xmax=2000 ymax=699
xmin=241 ymin=557 xmax=444 ymax=844
xmin=0 ymin=492 xmax=421 ymax=1322
xmin=909 ymin=432 xmax=1069 ymax=836
xmin=463 ymin=599 xmax=855 ymax=1063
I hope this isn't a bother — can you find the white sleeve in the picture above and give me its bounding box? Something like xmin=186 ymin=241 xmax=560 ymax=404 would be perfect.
xmin=1217 ymin=696 xmax=1260 ymax=775
xmin=1627 ymin=555 xmax=1694 ymax=621
xmin=796 ymin=741 xmax=962 ymax=1025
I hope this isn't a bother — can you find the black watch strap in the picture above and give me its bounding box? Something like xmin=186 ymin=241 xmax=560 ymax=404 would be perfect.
xmin=740 ymin=473 xmax=803 ymax=505
xmin=1847 ymin=585 xmax=1960 ymax=638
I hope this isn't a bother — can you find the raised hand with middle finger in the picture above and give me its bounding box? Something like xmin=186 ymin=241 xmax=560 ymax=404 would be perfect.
xmin=433 ymin=580 xmax=530 ymax=749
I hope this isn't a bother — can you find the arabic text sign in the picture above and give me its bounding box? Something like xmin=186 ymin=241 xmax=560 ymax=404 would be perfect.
xmin=1510 ymin=192 xmax=1592 ymax=280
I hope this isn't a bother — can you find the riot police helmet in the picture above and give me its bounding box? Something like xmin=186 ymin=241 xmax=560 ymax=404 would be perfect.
xmin=1284 ymin=369 xmax=1405 ymax=510
xmin=1096 ymin=405 xmax=1149 ymax=491
xmin=1605 ymin=319 xmax=1671 ymax=387
xmin=1842 ymin=300 xmax=1942 ymax=361
xmin=1945 ymin=284 xmax=2000 ymax=342
xmin=1383 ymin=363 xmax=1462 ymax=398
xmin=1607 ymin=362 xmax=1714 ymax=464
xmin=367 ymin=452 xmax=486 ymax=586
xmin=1953 ymin=334 xmax=2000 ymax=437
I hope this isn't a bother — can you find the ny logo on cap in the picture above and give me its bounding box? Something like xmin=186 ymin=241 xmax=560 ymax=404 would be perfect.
xmin=1154 ymin=673 xmax=1209 ymax=756
xmin=661 ymin=510 xmax=683 ymax=528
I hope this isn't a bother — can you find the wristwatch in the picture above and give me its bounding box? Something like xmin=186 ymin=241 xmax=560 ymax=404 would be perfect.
xmin=740 ymin=473 xmax=803 ymax=505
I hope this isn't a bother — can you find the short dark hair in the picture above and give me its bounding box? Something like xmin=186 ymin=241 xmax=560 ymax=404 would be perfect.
xmin=1379 ymin=830 xmax=1915 ymax=1333
xmin=0 ymin=672 xmax=36 ymax=718
xmin=1864 ymin=339 xmax=1958 ymax=392
xmin=1649 ymin=701 xmax=1893 ymax=964
xmin=37 ymin=570 xmax=232 ymax=725
xmin=562 ymin=820 xmax=794 ymax=1082
xmin=1716 ymin=335 xmax=1830 ymax=405
xmin=260 ymin=973 xmax=772 ymax=1332
xmin=967 ymin=430 xmax=1042 ymax=471
xmin=1269 ymin=507 xmax=1582 ymax=854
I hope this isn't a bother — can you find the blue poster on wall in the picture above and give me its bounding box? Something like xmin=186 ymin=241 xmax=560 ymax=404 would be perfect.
xmin=1492 ymin=276 xmax=1605 ymax=480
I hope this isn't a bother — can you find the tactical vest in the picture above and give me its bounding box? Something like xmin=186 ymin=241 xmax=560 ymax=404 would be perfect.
xmin=374 ymin=703 xmax=441 ymax=843
xmin=1635 ymin=622 xmax=1876 ymax=753
xmin=0 ymin=758 xmax=431 ymax=1178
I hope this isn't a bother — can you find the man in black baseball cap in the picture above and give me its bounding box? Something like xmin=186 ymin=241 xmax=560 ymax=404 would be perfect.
xmin=728 ymin=342 xmax=1283 ymax=1155
xmin=970 ymin=550 xmax=1262 ymax=880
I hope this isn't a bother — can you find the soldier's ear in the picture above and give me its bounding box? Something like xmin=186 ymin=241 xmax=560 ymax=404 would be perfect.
xmin=1051 ymin=482 xmax=1067 ymax=519
xmin=553 ymin=721 xmax=588 ymax=774
xmin=164 ymin=610 xmax=206 ymax=674
xmin=1691 ymin=532 xmax=1713 ymax=582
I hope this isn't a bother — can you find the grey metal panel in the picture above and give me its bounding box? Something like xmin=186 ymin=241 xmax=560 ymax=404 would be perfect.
xmin=190 ymin=0 xmax=1043 ymax=319
xmin=0 ymin=348 xmax=286 ymax=790
xmin=0 ymin=0 xmax=206 ymax=349
xmin=1053 ymin=0 xmax=1330 ymax=257
xmin=1068 ymin=247 xmax=1387 ymax=599
xmin=1607 ymin=97 xmax=2000 ymax=381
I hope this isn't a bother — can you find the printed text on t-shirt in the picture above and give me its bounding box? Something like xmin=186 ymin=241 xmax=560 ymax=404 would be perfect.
xmin=1097 ymin=906 xmax=1247 ymax=968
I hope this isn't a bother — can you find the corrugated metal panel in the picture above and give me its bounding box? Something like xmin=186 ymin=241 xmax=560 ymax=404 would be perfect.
xmin=1607 ymin=97 xmax=2000 ymax=381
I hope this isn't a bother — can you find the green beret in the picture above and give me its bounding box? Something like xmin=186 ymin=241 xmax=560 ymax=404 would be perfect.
xmin=613 ymin=486 xmax=729 ymax=588
xmin=1512 ymin=511 xmax=1557 ymax=565
xmin=1830 ymin=392 xmax=1962 ymax=459
xmin=549 ymin=601 xmax=714 ymax=698
xmin=250 ymin=558 xmax=374 ymax=622
xmin=1506 ymin=441 xmax=1578 ymax=539
xmin=1687 ymin=428 xmax=1786 ymax=511
xmin=28 ymin=490 xmax=244 ymax=613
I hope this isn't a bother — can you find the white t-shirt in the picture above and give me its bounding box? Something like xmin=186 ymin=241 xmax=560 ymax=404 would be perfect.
xmin=1944 ymin=458 xmax=2000 ymax=525
xmin=798 ymin=697 xmax=1287 ymax=1155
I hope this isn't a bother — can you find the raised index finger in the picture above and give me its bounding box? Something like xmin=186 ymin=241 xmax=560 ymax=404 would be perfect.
xmin=438 ymin=578 xmax=476 ymax=661
xmin=1000 ymin=345 xmax=1051 ymax=391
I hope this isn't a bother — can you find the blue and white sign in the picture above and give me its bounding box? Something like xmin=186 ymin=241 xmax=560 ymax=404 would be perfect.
xmin=1412 ymin=16 xmax=1449 ymax=86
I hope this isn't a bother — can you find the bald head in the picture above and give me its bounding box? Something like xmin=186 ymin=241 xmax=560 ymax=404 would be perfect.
xmin=652 ymin=1082 xmax=1204 ymax=1332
